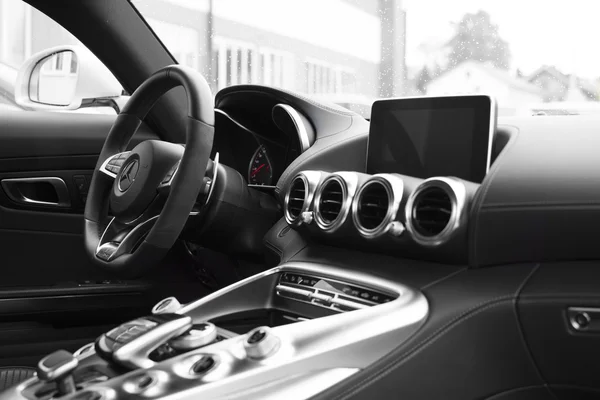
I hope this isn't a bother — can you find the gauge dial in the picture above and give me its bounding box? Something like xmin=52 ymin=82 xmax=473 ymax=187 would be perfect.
xmin=248 ymin=145 xmax=273 ymax=185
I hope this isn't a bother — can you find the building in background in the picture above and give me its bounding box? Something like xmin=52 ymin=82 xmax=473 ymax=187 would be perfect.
xmin=527 ymin=66 xmax=598 ymax=103
xmin=426 ymin=61 xmax=543 ymax=116
xmin=0 ymin=0 xmax=407 ymax=102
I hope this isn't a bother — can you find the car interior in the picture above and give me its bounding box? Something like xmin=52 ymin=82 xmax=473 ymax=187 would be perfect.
xmin=0 ymin=1 xmax=599 ymax=400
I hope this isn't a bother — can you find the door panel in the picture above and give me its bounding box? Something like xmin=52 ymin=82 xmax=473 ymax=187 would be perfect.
xmin=0 ymin=110 xmax=159 ymax=364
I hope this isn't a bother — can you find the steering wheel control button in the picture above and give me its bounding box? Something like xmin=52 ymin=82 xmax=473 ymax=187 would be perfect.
xmin=190 ymin=355 xmax=216 ymax=375
xmin=244 ymin=326 xmax=280 ymax=359
xmin=152 ymin=297 xmax=182 ymax=314
xmin=37 ymin=350 xmax=78 ymax=396
xmin=170 ymin=322 xmax=217 ymax=350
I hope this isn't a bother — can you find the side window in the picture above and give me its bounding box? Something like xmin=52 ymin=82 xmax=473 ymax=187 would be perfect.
xmin=0 ymin=0 xmax=122 ymax=114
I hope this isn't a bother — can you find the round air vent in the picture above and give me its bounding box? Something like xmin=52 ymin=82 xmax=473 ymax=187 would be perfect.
xmin=357 ymin=181 xmax=389 ymax=230
xmin=412 ymin=187 xmax=452 ymax=236
xmin=317 ymin=179 xmax=344 ymax=224
xmin=352 ymin=175 xmax=405 ymax=239
xmin=405 ymin=178 xmax=467 ymax=246
xmin=284 ymin=176 xmax=307 ymax=223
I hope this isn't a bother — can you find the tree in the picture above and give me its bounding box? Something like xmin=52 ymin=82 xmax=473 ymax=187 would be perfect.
xmin=416 ymin=66 xmax=431 ymax=93
xmin=446 ymin=10 xmax=511 ymax=70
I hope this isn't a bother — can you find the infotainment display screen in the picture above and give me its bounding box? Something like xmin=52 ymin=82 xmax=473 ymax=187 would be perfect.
xmin=367 ymin=95 xmax=496 ymax=183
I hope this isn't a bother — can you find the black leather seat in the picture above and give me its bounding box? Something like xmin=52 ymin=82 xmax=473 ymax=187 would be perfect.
xmin=0 ymin=368 xmax=35 ymax=391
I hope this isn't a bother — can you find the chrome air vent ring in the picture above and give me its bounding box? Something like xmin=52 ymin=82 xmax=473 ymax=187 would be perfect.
xmin=405 ymin=177 xmax=467 ymax=246
xmin=284 ymin=171 xmax=322 ymax=226
xmin=313 ymin=173 xmax=359 ymax=233
xmin=352 ymin=174 xmax=404 ymax=239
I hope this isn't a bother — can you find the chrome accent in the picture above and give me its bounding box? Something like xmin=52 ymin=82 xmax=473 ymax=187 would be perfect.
xmin=567 ymin=307 xmax=597 ymax=331
xmin=112 ymin=315 xmax=193 ymax=369
xmin=273 ymin=103 xmax=312 ymax=153
xmin=98 ymin=152 xmax=131 ymax=179
xmin=313 ymin=172 xmax=359 ymax=233
xmin=152 ymin=296 xmax=182 ymax=315
xmin=1 ymin=177 xmax=71 ymax=207
xmin=205 ymin=152 xmax=219 ymax=206
xmin=405 ymin=177 xmax=467 ymax=247
xmin=351 ymin=174 xmax=404 ymax=239
xmin=300 ymin=211 xmax=313 ymax=224
xmin=73 ymin=343 xmax=95 ymax=359
xmin=170 ymin=322 xmax=217 ymax=350
xmin=243 ymin=326 xmax=280 ymax=359
xmin=388 ymin=221 xmax=406 ymax=237
xmin=283 ymin=171 xmax=323 ymax=226
xmin=95 ymin=216 xmax=159 ymax=261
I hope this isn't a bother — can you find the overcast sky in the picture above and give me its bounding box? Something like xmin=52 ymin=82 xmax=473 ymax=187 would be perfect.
xmin=404 ymin=0 xmax=600 ymax=79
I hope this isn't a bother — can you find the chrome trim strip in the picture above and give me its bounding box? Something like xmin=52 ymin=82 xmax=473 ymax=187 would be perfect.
xmin=313 ymin=172 xmax=359 ymax=233
xmin=273 ymin=103 xmax=312 ymax=153
xmin=95 ymin=216 xmax=159 ymax=261
xmin=283 ymin=171 xmax=323 ymax=226
xmin=404 ymin=177 xmax=467 ymax=247
xmin=352 ymin=174 xmax=404 ymax=239
xmin=113 ymin=315 xmax=193 ymax=369
xmin=7 ymin=263 xmax=426 ymax=400
xmin=1 ymin=177 xmax=71 ymax=207
xmin=205 ymin=152 xmax=219 ymax=206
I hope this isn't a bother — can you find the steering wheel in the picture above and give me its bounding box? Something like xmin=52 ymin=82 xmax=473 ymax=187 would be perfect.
xmin=84 ymin=65 xmax=214 ymax=277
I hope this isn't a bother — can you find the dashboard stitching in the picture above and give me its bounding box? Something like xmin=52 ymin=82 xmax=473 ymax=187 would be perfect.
xmin=470 ymin=124 xmax=521 ymax=267
xmin=512 ymin=264 xmax=549 ymax=388
xmin=331 ymin=295 xmax=515 ymax=400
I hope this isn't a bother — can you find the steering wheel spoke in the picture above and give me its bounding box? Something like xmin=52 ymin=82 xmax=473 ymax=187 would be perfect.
xmin=96 ymin=217 xmax=158 ymax=262
xmin=99 ymin=151 xmax=132 ymax=178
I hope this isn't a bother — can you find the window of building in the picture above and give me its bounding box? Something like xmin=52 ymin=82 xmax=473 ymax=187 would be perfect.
xmin=213 ymin=37 xmax=294 ymax=92
xmin=305 ymin=58 xmax=356 ymax=95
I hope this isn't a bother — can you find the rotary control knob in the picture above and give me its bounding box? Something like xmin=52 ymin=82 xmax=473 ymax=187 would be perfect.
xmin=152 ymin=297 xmax=181 ymax=314
xmin=243 ymin=326 xmax=280 ymax=359
xmin=169 ymin=322 xmax=217 ymax=350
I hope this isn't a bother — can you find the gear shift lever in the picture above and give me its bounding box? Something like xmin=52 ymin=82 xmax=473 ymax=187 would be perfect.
xmin=36 ymin=350 xmax=78 ymax=396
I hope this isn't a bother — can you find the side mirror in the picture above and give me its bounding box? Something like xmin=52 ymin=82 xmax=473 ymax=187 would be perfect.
xmin=15 ymin=46 xmax=122 ymax=111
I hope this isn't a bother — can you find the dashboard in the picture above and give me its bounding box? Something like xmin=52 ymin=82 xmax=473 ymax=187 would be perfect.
xmin=212 ymin=99 xmax=315 ymax=188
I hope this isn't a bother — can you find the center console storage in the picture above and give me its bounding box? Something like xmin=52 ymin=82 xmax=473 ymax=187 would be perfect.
xmin=2 ymin=262 xmax=428 ymax=400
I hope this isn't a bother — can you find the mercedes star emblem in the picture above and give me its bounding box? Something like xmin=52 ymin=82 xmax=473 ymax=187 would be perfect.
xmin=118 ymin=159 xmax=139 ymax=192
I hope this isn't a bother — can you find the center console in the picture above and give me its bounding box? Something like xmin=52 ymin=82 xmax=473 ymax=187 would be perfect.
xmin=2 ymin=263 xmax=428 ymax=400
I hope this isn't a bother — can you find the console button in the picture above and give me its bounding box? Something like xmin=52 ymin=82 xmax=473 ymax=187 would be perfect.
xmin=190 ymin=356 xmax=216 ymax=375
xmin=169 ymin=322 xmax=217 ymax=350
xmin=247 ymin=329 xmax=266 ymax=344
xmin=244 ymin=326 xmax=280 ymax=359
xmin=71 ymin=391 xmax=103 ymax=400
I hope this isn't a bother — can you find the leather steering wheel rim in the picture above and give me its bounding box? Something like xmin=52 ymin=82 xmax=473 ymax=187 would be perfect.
xmin=84 ymin=65 xmax=214 ymax=277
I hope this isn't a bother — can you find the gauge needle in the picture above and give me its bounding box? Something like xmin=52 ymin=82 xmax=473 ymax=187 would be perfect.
xmin=251 ymin=163 xmax=266 ymax=177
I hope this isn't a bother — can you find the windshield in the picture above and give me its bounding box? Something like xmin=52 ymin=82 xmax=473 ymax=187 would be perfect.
xmin=132 ymin=0 xmax=600 ymax=117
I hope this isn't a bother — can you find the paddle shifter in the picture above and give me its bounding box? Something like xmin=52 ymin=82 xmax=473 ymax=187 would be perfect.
xmin=95 ymin=313 xmax=192 ymax=369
